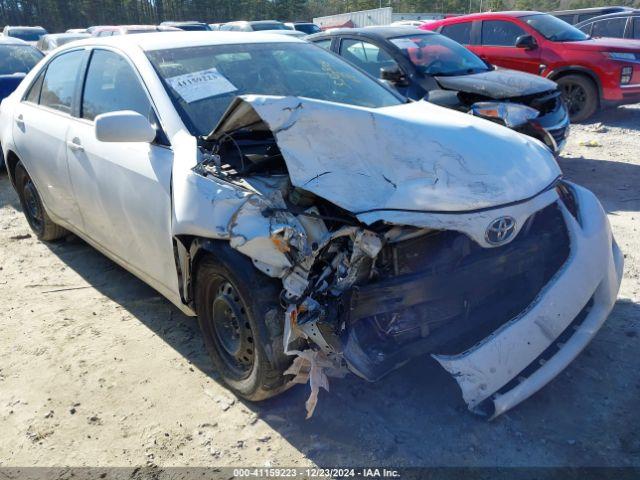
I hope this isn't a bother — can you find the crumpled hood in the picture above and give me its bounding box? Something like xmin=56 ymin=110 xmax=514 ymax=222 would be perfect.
xmin=207 ymin=95 xmax=561 ymax=214
xmin=435 ymin=68 xmax=557 ymax=99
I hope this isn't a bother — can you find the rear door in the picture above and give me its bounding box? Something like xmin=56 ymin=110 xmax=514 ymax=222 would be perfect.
xmin=477 ymin=19 xmax=541 ymax=74
xmin=12 ymin=49 xmax=86 ymax=226
xmin=65 ymin=48 xmax=177 ymax=291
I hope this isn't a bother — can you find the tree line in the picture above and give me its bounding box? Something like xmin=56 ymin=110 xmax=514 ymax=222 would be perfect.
xmin=1 ymin=0 xmax=639 ymax=32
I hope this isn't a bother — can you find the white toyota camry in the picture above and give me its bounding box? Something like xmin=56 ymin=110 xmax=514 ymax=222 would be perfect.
xmin=0 ymin=32 xmax=623 ymax=418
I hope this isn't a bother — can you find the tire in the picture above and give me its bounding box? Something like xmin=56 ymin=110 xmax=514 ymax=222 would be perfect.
xmin=14 ymin=161 xmax=68 ymax=241
xmin=194 ymin=245 xmax=293 ymax=401
xmin=557 ymin=74 xmax=598 ymax=123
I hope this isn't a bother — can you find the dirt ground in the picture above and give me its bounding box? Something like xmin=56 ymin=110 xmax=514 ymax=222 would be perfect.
xmin=0 ymin=105 xmax=639 ymax=469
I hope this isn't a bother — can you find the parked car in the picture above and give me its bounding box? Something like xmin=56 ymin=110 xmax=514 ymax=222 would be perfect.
xmin=575 ymin=10 xmax=640 ymax=39
xmin=220 ymin=20 xmax=290 ymax=31
xmin=2 ymin=26 xmax=48 ymax=46
xmin=550 ymin=6 xmax=634 ymax=25
xmin=285 ymin=22 xmax=322 ymax=34
xmin=0 ymin=37 xmax=43 ymax=100
xmin=424 ymin=12 xmax=640 ymax=122
xmin=310 ymin=27 xmax=569 ymax=154
xmin=37 ymin=33 xmax=90 ymax=53
xmin=91 ymin=25 xmax=180 ymax=36
xmin=258 ymin=29 xmax=307 ymax=38
xmin=0 ymin=32 xmax=622 ymax=419
xmin=159 ymin=21 xmax=211 ymax=31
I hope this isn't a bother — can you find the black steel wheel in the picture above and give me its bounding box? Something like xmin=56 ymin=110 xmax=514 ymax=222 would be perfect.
xmin=194 ymin=244 xmax=293 ymax=401
xmin=14 ymin=161 xmax=67 ymax=241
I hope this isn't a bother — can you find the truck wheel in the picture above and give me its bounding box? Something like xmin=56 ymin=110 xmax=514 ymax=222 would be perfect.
xmin=14 ymin=162 xmax=68 ymax=241
xmin=194 ymin=246 xmax=292 ymax=401
xmin=557 ymin=74 xmax=598 ymax=123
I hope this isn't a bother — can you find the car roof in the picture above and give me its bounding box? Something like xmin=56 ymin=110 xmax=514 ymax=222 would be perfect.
xmin=160 ymin=21 xmax=207 ymax=26
xmin=436 ymin=11 xmax=544 ymax=22
xmin=5 ymin=25 xmax=46 ymax=30
xmin=310 ymin=26 xmax=435 ymax=39
xmin=63 ymin=31 xmax=302 ymax=52
xmin=0 ymin=36 xmax=29 ymax=45
xmin=552 ymin=6 xmax=634 ymax=15
xmin=248 ymin=20 xmax=284 ymax=25
xmin=574 ymin=10 xmax=640 ymax=25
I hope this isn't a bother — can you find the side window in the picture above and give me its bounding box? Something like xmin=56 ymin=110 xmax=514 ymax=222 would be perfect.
xmin=81 ymin=49 xmax=152 ymax=122
xmin=578 ymin=23 xmax=593 ymax=35
xmin=481 ymin=20 xmax=526 ymax=46
xmin=39 ymin=50 xmax=84 ymax=114
xmin=339 ymin=39 xmax=398 ymax=78
xmin=313 ymin=39 xmax=333 ymax=50
xmin=634 ymin=17 xmax=640 ymax=39
xmin=24 ymin=70 xmax=45 ymax=103
xmin=591 ymin=18 xmax=627 ymax=38
xmin=440 ymin=22 xmax=472 ymax=44
xmin=577 ymin=13 xmax=600 ymax=23
xmin=555 ymin=15 xmax=574 ymax=24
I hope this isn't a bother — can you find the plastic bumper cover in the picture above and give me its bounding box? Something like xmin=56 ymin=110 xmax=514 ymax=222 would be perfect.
xmin=433 ymin=183 xmax=624 ymax=419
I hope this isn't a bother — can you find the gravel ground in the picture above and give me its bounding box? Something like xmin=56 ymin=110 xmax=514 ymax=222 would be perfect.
xmin=0 ymin=105 xmax=639 ymax=469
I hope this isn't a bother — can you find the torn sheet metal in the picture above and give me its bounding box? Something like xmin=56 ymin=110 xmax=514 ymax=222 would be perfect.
xmin=206 ymin=95 xmax=561 ymax=215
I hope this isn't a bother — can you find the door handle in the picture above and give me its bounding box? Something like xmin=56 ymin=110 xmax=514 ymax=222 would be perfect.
xmin=67 ymin=138 xmax=84 ymax=152
xmin=15 ymin=114 xmax=24 ymax=126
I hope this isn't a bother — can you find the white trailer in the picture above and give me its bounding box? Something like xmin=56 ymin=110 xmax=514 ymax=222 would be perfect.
xmin=313 ymin=7 xmax=392 ymax=29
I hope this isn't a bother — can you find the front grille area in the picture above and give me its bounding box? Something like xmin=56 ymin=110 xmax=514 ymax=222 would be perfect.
xmin=521 ymin=90 xmax=561 ymax=115
xmin=549 ymin=125 xmax=569 ymax=146
xmin=341 ymin=203 xmax=571 ymax=381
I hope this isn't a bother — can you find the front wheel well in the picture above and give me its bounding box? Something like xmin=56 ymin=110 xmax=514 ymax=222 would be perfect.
xmin=549 ymin=70 xmax=601 ymax=106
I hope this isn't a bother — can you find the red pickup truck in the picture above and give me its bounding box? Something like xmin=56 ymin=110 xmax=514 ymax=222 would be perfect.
xmin=423 ymin=11 xmax=640 ymax=121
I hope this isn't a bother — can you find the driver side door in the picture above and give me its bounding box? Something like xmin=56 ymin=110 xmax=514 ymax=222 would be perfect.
xmin=477 ymin=19 xmax=541 ymax=74
xmin=65 ymin=48 xmax=178 ymax=295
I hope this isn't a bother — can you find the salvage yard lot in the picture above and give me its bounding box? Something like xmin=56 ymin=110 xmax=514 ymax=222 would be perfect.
xmin=0 ymin=105 xmax=639 ymax=468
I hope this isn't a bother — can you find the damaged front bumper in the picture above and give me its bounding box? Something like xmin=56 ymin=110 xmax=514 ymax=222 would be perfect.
xmin=433 ymin=183 xmax=623 ymax=418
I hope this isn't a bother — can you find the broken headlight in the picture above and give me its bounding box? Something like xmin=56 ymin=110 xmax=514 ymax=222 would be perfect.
xmin=470 ymin=102 xmax=539 ymax=128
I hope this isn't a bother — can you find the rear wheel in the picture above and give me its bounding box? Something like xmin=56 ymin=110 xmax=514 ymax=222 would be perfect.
xmin=194 ymin=246 xmax=292 ymax=401
xmin=557 ymin=74 xmax=598 ymax=123
xmin=14 ymin=162 xmax=67 ymax=241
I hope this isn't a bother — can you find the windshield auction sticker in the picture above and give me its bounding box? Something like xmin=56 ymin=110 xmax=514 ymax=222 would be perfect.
xmin=166 ymin=67 xmax=237 ymax=103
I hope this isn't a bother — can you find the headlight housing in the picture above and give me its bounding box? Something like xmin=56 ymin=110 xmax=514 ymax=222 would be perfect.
xmin=469 ymin=102 xmax=539 ymax=128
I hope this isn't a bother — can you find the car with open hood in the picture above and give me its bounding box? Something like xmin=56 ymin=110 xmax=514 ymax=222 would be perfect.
xmin=0 ymin=32 xmax=623 ymax=419
xmin=309 ymin=26 xmax=570 ymax=154
xmin=424 ymin=12 xmax=640 ymax=122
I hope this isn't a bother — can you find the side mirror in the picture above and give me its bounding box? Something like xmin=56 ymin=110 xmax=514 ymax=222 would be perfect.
xmin=515 ymin=34 xmax=537 ymax=50
xmin=95 ymin=110 xmax=156 ymax=143
xmin=380 ymin=66 xmax=408 ymax=86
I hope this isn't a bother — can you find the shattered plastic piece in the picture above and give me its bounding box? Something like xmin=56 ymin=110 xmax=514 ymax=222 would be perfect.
xmin=579 ymin=139 xmax=601 ymax=147
xmin=283 ymin=351 xmax=331 ymax=419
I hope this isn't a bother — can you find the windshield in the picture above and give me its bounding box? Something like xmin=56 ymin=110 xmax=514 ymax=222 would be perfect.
xmin=177 ymin=24 xmax=210 ymax=31
xmin=7 ymin=28 xmax=46 ymax=42
xmin=390 ymin=33 xmax=489 ymax=76
xmin=147 ymin=42 xmax=401 ymax=136
xmin=522 ymin=14 xmax=590 ymax=42
xmin=251 ymin=22 xmax=288 ymax=31
xmin=0 ymin=45 xmax=43 ymax=74
xmin=295 ymin=23 xmax=321 ymax=34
